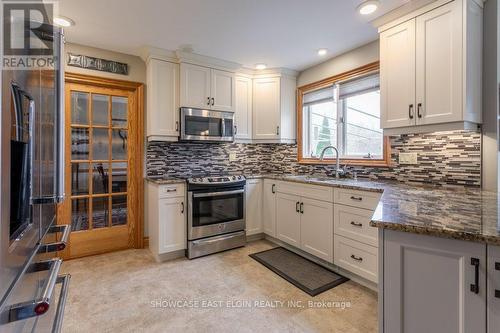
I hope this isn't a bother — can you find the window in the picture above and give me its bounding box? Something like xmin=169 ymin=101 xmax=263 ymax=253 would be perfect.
xmin=298 ymin=63 xmax=390 ymax=166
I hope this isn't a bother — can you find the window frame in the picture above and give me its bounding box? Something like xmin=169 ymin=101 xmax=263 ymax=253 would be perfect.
xmin=297 ymin=61 xmax=391 ymax=167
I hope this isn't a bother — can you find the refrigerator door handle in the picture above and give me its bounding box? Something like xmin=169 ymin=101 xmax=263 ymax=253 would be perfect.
xmin=55 ymin=31 xmax=65 ymax=203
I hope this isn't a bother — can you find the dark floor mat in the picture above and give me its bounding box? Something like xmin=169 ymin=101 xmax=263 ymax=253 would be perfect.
xmin=249 ymin=247 xmax=349 ymax=296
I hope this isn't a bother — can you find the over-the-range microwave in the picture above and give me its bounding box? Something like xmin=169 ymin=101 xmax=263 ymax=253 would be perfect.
xmin=180 ymin=107 xmax=235 ymax=142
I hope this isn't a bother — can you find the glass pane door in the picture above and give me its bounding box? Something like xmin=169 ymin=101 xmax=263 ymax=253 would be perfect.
xmin=70 ymin=91 xmax=128 ymax=231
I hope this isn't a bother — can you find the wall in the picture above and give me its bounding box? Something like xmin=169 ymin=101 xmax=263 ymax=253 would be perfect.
xmin=147 ymin=130 xmax=481 ymax=187
xmin=297 ymin=40 xmax=379 ymax=87
xmin=64 ymin=43 xmax=146 ymax=83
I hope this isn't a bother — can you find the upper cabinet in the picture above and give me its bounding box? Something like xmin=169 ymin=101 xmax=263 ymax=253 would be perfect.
xmin=252 ymin=74 xmax=296 ymax=143
xmin=234 ymin=75 xmax=253 ymax=140
xmin=146 ymin=58 xmax=180 ymax=142
xmin=180 ymin=63 xmax=235 ymax=112
xmin=379 ymin=0 xmax=483 ymax=135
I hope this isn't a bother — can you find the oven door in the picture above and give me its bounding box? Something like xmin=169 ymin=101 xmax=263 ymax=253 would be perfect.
xmin=188 ymin=188 xmax=245 ymax=240
xmin=180 ymin=108 xmax=234 ymax=142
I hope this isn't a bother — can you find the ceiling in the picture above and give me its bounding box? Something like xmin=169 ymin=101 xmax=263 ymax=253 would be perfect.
xmin=58 ymin=0 xmax=410 ymax=71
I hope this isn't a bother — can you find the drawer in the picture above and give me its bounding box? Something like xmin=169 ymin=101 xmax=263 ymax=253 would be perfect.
xmin=334 ymin=204 xmax=378 ymax=247
xmin=334 ymin=188 xmax=381 ymax=210
xmin=158 ymin=183 xmax=185 ymax=198
xmin=334 ymin=235 xmax=378 ymax=283
xmin=277 ymin=181 xmax=334 ymax=202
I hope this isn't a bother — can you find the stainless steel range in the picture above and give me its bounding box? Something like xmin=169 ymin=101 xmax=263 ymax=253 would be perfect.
xmin=187 ymin=175 xmax=246 ymax=259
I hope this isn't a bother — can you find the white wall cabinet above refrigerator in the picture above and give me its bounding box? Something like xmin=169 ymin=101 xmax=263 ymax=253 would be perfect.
xmin=234 ymin=75 xmax=253 ymax=141
xmin=379 ymin=0 xmax=483 ymax=135
xmin=146 ymin=58 xmax=180 ymax=142
xmin=180 ymin=63 xmax=236 ymax=112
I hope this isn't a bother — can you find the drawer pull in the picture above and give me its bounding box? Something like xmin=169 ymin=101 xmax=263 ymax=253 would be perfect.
xmin=350 ymin=221 xmax=363 ymax=227
xmin=166 ymin=188 xmax=177 ymax=193
xmin=350 ymin=196 xmax=363 ymax=201
xmin=350 ymin=254 xmax=363 ymax=262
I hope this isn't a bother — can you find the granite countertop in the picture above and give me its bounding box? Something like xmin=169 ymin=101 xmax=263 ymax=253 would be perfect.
xmin=145 ymin=176 xmax=186 ymax=185
xmin=250 ymin=174 xmax=500 ymax=246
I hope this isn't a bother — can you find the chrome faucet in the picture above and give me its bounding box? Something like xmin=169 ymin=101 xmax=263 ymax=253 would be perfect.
xmin=319 ymin=145 xmax=342 ymax=179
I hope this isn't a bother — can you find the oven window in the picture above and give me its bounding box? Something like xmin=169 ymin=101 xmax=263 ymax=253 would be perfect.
xmin=192 ymin=193 xmax=243 ymax=226
xmin=185 ymin=115 xmax=222 ymax=137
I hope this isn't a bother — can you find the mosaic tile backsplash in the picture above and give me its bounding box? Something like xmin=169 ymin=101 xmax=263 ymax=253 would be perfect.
xmin=146 ymin=131 xmax=481 ymax=187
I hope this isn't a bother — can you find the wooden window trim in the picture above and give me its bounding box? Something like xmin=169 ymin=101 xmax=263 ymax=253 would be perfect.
xmin=297 ymin=61 xmax=392 ymax=167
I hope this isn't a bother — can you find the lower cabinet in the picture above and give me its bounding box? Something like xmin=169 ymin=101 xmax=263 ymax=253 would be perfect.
xmin=276 ymin=192 xmax=301 ymax=247
xmin=488 ymin=245 xmax=500 ymax=332
xmin=382 ymin=230 xmax=486 ymax=333
xmin=276 ymin=192 xmax=333 ymax=262
xmin=147 ymin=182 xmax=186 ymax=261
xmin=262 ymin=179 xmax=277 ymax=237
xmin=245 ymin=179 xmax=263 ymax=236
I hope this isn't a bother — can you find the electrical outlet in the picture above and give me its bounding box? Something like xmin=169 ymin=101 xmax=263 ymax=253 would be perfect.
xmin=399 ymin=152 xmax=418 ymax=165
xmin=229 ymin=153 xmax=237 ymax=162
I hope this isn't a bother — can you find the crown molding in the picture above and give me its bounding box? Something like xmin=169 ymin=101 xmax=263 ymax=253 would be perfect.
xmin=175 ymin=50 xmax=242 ymax=72
xmin=139 ymin=46 xmax=177 ymax=63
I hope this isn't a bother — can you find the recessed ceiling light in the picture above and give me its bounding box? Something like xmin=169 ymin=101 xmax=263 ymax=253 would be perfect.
xmin=53 ymin=16 xmax=75 ymax=27
xmin=318 ymin=48 xmax=328 ymax=56
xmin=255 ymin=63 xmax=267 ymax=70
xmin=357 ymin=0 xmax=379 ymax=15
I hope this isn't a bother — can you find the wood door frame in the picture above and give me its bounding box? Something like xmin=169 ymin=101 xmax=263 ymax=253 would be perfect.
xmin=59 ymin=72 xmax=144 ymax=258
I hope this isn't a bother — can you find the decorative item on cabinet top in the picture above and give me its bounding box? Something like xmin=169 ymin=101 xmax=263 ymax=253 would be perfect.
xmin=67 ymin=53 xmax=128 ymax=75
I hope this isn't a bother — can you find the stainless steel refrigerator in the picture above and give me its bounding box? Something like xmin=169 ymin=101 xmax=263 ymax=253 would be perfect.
xmin=0 ymin=22 xmax=70 ymax=333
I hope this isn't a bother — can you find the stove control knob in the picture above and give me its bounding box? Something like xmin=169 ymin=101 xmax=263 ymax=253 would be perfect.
xmin=208 ymin=178 xmax=214 ymax=182
xmin=231 ymin=176 xmax=236 ymax=180
xmin=237 ymin=176 xmax=242 ymax=180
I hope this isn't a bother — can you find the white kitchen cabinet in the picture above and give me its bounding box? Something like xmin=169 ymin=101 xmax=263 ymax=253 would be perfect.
xmin=379 ymin=0 xmax=482 ymax=134
xmin=300 ymin=197 xmax=333 ymax=262
xmin=146 ymin=182 xmax=186 ymax=262
xmin=146 ymin=59 xmax=180 ymax=141
xmin=262 ymin=179 xmax=277 ymax=237
xmin=276 ymin=192 xmax=301 ymax=247
xmin=234 ymin=75 xmax=253 ymax=140
xmin=488 ymin=244 xmax=500 ymax=332
xmin=180 ymin=63 xmax=235 ymax=112
xmin=245 ymin=179 xmax=263 ymax=236
xmin=253 ymin=75 xmax=296 ymax=143
xmin=382 ymin=230 xmax=486 ymax=333
xmin=380 ymin=19 xmax=416 ymax=129
xmin=334 ymin=204 xmax=378 ymax=248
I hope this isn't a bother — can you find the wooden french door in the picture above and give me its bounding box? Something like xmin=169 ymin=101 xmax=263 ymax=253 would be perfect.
xmin=58 ymin=73 xmax=144 ymax=259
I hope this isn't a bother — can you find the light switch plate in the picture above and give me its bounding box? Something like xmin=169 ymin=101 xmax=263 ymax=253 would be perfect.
xmin=399 ymin=152 xmax=418 ymax=165
xmin=229 ymin=153 xmax=237 ymax=162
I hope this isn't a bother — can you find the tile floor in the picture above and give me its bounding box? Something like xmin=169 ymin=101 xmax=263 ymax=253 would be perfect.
xmin=61 ymin=240 xmax=378 ymax=332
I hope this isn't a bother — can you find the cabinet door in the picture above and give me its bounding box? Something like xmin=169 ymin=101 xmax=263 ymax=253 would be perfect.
xmin=262 ymin=180 xmax=276 ymax=237
xmin=245 ymin=179 xmax=262 ymax=236
xmin=380 ymin=19 xmax=416 ymax=129
xmin=300 ymin=198 xmax=333 ymax=262
xmin=147 ymin=59 xmax=179 ymax=138
xmin=253 ymin=77 xmax=280 ymax=140
xmin=211 ymin=69 xmax=235 ymax=112
xmin=180 ymin=63 xmax=211 ymax=109
xmin=415 ymin=1 xmax=462 ymax=125
xmin=276 ymin=192 xmax=301 ymax=247
xmin=383 ymin=230 xmax=486 ymax=333
xmin=488 ymin=245 xmax=500 ymax=332
xmin=235 ymin=76 xmax=253 ymax=140
xmin=158 ymin=197 xmax=186 ymax=254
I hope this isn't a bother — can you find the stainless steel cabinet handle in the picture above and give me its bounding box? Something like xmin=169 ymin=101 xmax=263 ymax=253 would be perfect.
xmin=207 ymin=97 xmax=211 ymax=105
xmin=3 ymin=259 xmax=62 ymax=323
xmin=470 ymin=258 xmax=479 ymax=294
xmin=276 ymin=125 xmax=280 ymax=135
xmin=181 ymin=202 xmax=184 ymax=213
xmin=350 ymin=196 xmax=363 ymax=201
xmin=300 ymin=202 xmax=304 ymax=214
xmin=52 ymin=274 xmax=71 ymax=333
xmin=409 ymin=104 xmax=414 ymax=119
xmin=38 ymin=224 xmax=71 ymax=253
xmin=350 ymin=221 xmax=363 ymax=227
xmin=351 ymin=254 xmax=363 ymax=262
xmin=417 ymin=103 xmax=423 ymax=118
xmin=271 ymin=184 xmax=276 ymax=194
xmin=234 ymin=125 xmax=237 ymax=135
xmin=211 ymin=97 xmax=215 ymax=106
xmin=296 ymin=201 xmax=300 ymax=213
